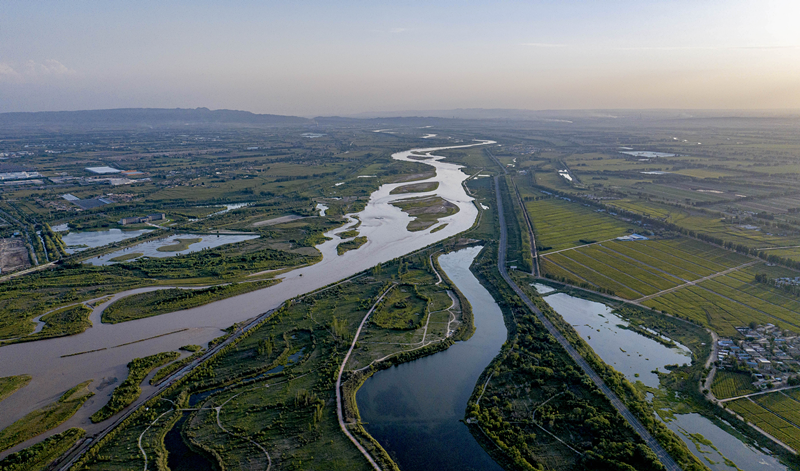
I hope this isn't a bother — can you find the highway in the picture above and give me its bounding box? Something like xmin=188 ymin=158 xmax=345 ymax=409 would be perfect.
xmin=493 ymin=176 xmax=683 ymax=471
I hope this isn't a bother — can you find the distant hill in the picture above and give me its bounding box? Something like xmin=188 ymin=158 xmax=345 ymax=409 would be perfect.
xmin=345 ymin=108 xmax=800 ymax=122
xmin=0 ymin=108 xmax=313 ymax=129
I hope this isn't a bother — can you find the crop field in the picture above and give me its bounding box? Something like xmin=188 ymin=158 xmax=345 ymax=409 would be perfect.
xmin=634 ymin=184 xmax=731 ymax=204
xmin=710 ymin=371 xmax=757 ymax=399
xmin=644 ymin=267 xmax=800 ymax=336
xmin=752 ymin=393 xmax=800 ymax=428
xmin=727 ymin=397 xmax=800 ymax=452
xmin=524 ymin=197 xmax=634 ymax=252
xmin=733 ymin=195 xmax=800 ymax=214
xmin=537 ymin=233 xmax=800 ymax=335
xmin=541 ymin=238 xmax=751 ymax=301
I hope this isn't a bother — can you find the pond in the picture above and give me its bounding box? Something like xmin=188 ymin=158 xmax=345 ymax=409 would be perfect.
xmin=85 ymin=233 xmax=259 ymax=265
xmin=542 ymin=292 xmax=691 ymax=388
xmin=357 ymin=246 xmax=506 ymax=471
xmin=665 ymin=413 xmax=786 ymax=471
xmin=61 ymin=228 xmax=153 ymax=253
xmin=539 ymin=291 xmax=786 ymax=470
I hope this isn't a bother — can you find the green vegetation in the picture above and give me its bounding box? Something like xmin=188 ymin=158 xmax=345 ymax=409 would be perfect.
xmin=336 ymin=236 xmax=367 ymax=255
xmin=466 ymin=244 xmax=708 ymax=471
xmin=391 ymin=195 xmax=459 ymax=231
xmin=1 ymin=304 xmax=95 ymax=346
xmin=523 ymin=197 xmax=634 ymax=252
xmin=0 ymin=375 xmax=32 ymax=403
xmin=0 ymin=381 xmax=93 ymax=452
xmin=108 ymin=252 xmax=143 ymax=262
xmin=338 ymin=229 xmax=359 ymax=238
xmin=728 ymin=397 xmax=800 ymax=452
xmin=150 ymin=350 xmax=204 ymax=385
xmin=90 ymin=352 xmax=181 ymax=423
xmin=0 ymin=428 xmax=85 ymax=471
xmin=371 ymin=284 xmax=428 ymax=330
xmin=711 ymin=371 xmax=757 ymax=400
xmin=156 ymin=237 xmax=202 ymax=252
xmin=72 ymin=244 xmax=472 ymax=470
xmin=389 ymin=181 xmax=438 ymax=194
xmin=102 ymin=280 xmax=280 ymax=324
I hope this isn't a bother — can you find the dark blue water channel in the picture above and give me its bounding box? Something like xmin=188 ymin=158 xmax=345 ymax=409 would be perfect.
xmin=357 ymin=246 xmax=506 ymax=471
xmin=164 ymin=412 xmax=214 ymax=471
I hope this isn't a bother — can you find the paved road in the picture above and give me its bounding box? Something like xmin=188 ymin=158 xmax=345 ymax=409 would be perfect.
xmin=493 ymin=176 xmax=682 ymax=471
xmin=485 ymin=148 xmax=539 ymax=276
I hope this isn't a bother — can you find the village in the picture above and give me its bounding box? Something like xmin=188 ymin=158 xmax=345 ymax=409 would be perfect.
xmin=717 ymin=323 xmax=800 ymax=389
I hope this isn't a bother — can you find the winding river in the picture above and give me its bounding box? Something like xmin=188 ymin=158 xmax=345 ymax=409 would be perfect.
xmin=0 ymin=140 xmax=494 ymax=456
xmin=357 ymin=246 xmax=506 ymax=471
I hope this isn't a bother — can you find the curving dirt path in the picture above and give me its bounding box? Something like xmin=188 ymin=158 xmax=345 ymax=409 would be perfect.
xmin=335 ymin=285 xmax=396 ymax=471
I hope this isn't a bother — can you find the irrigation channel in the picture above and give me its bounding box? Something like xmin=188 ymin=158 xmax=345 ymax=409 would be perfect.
xmin=357 ymin=246 xmax=506 ymax=471
xmin=538 ymin=286 xmax=787 ymax=471
xmin=0 ymin=140 xmax=494 ymax=458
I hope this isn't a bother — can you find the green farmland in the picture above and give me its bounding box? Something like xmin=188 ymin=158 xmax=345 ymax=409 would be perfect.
xmin=711 ymin=371 xmax=757 ymax=399
xmin=539 ymin=233 xmax=800 ymax=336
xmin=728 ymin=396 xmax=800 ymax=453
xmin=524 ymin=197 xmax=635 ymax=252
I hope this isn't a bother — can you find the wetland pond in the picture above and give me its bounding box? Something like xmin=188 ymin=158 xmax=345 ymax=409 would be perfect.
xmin=538 ymin=288 xmax=786 ymax=471
xmin=60 ymin=228 xmax=153 ymax=253
xmin=357 ymin=246 xmax=505 ymax=471
xmin=86 ymin=233 xmax=259 ymax=265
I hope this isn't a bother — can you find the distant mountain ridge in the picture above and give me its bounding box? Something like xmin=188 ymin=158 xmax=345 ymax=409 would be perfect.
xmin=0 ymin=107 xmax=313 ymax=128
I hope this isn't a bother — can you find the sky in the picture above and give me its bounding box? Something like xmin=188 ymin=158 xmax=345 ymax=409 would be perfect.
xmin=1 ymin=0 xmax=799 ymax=116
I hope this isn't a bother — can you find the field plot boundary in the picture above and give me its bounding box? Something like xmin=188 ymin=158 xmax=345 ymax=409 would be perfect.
xmin=636 ymin=260 xmax=759 ymax=302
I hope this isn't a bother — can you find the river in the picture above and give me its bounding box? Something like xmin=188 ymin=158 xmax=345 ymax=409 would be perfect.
xmin=0 ymin=140 xmax=494 ymax=457
xmin=357 ymin=246 xmax=506 ymax=471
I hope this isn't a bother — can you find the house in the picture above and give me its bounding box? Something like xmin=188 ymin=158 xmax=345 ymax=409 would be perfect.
xmin=119 ymin=213 xmax=166 ymax=225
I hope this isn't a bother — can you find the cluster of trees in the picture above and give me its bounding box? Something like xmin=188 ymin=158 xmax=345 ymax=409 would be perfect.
xmin=468 ymin=305 xmax=667 ymax=471
xmin=40 ymin=223 xmax=67 ymax=260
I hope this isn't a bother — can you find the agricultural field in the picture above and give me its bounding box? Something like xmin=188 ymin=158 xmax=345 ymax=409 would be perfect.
xmin=523 ymin=197 xmax=635 ymax=252
xmin=541 ymin=237 xmax=751 ymax=301
xmin=711 ymin=371 xmax=758 ymax=399
xmin=535 ymin=215 xmax=800 ymax=336
xmin=643 ymin=264 xmax=800 ymax=336
xmin=727 ymin=397 xmax=800 ymax=452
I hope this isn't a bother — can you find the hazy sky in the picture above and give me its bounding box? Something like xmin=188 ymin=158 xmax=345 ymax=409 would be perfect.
xmin=1 ymin=1 xmax=799 ymax=116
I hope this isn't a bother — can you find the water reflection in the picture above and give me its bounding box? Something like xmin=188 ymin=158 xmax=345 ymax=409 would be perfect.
xmin=357 ymin=246 xmax=505 ymax=471
xmin=62 ymin=228 xmax=152 ymax=253
xmin=0 ymin=140 xmax=493 ymax=446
